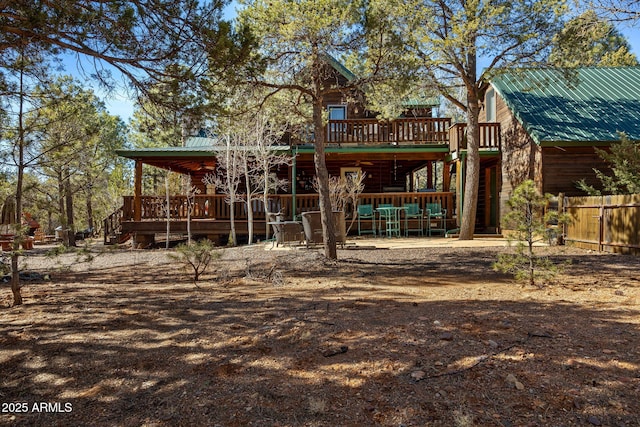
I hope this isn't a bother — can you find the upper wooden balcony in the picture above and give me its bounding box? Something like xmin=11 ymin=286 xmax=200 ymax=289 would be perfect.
xmin=324 ymin=117 xmax=451 ymax=146
xmin=449 ymin=122 xmax=501 ymax=153
xmin=319 ymin=117 xmax=500 ymax=153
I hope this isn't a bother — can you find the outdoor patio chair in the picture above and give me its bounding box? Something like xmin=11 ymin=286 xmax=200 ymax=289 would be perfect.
xmin=403 ymin=203 xmax=423 ymax=236
xmin=266 ymin=212 xmax=301 ymax=247
xmin=301 ymin=211 xmax=346 ymax=248
xmin=357 ymin=204 xmax=376 ymax=236
xmin=426 ymin=203 xmax=447 ymax=236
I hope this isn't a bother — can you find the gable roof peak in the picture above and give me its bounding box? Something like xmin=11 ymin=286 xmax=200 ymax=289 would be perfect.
xmin=322 ymin=53 xmax=356 ymax=82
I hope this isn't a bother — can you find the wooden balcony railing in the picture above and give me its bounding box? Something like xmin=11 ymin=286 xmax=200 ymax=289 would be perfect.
xmin=325 ymin=117 xmax=452 ymax=145
xmin=449 ymin=122 xmax=501 ymax=153
xmin=122 ymin=192 xmax=455 ymax=222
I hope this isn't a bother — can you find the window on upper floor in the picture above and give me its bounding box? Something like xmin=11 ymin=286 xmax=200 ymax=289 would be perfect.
xmin=485 ymin=89 xmax=496 ymax=122
xmin=328 ymin=105 xmax=347 ymax=120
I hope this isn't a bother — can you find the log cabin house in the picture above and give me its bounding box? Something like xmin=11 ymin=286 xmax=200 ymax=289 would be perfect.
xmin=107 ymin=65 xmax=640 ymax=246
xmin=104 ymin=58 xmax=500 ymax=245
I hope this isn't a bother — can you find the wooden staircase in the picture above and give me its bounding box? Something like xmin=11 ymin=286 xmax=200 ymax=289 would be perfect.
xmin=103 ymin=206 xmax=131 ymax=245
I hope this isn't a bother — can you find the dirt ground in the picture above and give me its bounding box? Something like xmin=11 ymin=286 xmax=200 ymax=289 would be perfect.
xmin=1 ymin=239 xmax=639 ymax=427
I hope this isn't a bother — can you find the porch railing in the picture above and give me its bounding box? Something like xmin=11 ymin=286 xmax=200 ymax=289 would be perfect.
xmin=325 ymin=118 xmax=452 ymax=145
xmin=449 ymin=122 xmax=501 ymax=153
xmin=103 ymin=205 xmax=124 ymax=244
xmin=122 ymin=192 xmax=455 ymax=222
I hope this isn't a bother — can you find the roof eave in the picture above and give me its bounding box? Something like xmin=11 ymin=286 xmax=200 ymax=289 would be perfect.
xmin=539 ymin=140 xmax=614 ymax=148
xmin=116 ymin=146 xmax=292 ymax=160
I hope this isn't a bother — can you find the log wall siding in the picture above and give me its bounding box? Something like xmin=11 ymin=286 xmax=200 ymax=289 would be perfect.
xmin=541 ymin=147 xmax=612 ymax=196
xmin=493 ymin=93 xmax=543 ymax=218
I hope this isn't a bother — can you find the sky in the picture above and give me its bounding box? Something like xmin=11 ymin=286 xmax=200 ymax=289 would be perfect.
xmin=96 ymin=7 xmax=640 ymax=123
xmin=96 ymin=1 xmax=240 ymax=123
xmin=618 ymin=24 xmax=639 ymax=57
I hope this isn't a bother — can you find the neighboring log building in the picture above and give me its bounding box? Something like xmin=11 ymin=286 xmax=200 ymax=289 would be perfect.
xmin=482 ymin=67 xmax=640 ymax=217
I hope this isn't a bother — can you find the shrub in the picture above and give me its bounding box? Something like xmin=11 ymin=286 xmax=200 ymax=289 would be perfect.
xmin=0 ymin=251 xmax=10 ymax=276
xmin=169 ymin=240 xmax=222 ymax=285
xmin=577 ymin=134 xmax=640 ymax=195
xmin=493 ymin=180 xmax=570 ymax=287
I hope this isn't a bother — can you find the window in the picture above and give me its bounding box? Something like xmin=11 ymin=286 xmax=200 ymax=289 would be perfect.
xmin=485 ymin=89 xmax=496 ymax=122
xmin=340 ymin=167 xmax=361 ymax=181
xmin=328 ymin=105 xmax=347 ymax=120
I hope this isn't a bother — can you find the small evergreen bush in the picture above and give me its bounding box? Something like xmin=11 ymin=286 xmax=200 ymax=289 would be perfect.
xmin=493 ymin=180 xmax=570 ymax=287
xmin=169 ymin=240 xmax=222 ymax=285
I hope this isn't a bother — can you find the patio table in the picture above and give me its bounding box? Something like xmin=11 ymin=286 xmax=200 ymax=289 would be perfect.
xmin=376 ymin=206 xmax=405 ymax=237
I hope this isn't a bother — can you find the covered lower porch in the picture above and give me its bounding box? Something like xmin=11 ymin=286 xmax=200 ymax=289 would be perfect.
xmin=106 ymin=191 xmax=457 ymax=245
xmin=110 ymin=123 xmax=503 ymax=245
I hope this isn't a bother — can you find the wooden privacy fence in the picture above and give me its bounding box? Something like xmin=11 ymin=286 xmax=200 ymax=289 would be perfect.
xmin=563 ymin=194 xmax=640 ymax=254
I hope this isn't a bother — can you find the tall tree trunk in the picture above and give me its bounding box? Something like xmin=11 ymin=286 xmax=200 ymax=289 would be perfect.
xmin=459 ymin=47 xmax=481 ymax=241
xmin=244 ymin=159 xmax=254 ymax=245
xmin=312 ymin=90 xmax=337 ymax=259
xmin=57 ymin=171 xmax=66 ymax=229
xmin=64 ymin=167 xmax=76 ymax=247
xmin=165 ymin=173 xmax=170 ymax=250
xmin=85 ymin=184 xmax=94 ymax=233
xmin=11 ymin=69 xmax=27 ymax=305
xmin=459 ymin=91 xmax=481 ymax=240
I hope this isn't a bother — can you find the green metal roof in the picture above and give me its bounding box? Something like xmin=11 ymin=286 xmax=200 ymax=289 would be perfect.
xmin=117 ymin=136 xmax=294 ymax=159
xmin=294 ymin=145 xmax=450 ymax=154
xmin=491 ymin=67 xmax=640 ymax=145
xmin=324 ymin=54 xmax=357 ymax=82
xmin=402 ymin=97 xmax=441 ymax=108
xmin=185 ymin=136 xmax=220 ymax=147
xmin=116 ymin=146 xmax=217 ymax=159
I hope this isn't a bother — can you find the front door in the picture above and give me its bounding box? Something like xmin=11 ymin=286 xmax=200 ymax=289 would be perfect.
xmin=484 ymin=165 xmax=498 ymax=232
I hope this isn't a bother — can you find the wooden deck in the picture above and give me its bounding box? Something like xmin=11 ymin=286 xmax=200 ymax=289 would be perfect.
xmin=107 ymin=192 xmax=456 ymax=244
xmin=121 ymin=192 xmax=454 ymax=221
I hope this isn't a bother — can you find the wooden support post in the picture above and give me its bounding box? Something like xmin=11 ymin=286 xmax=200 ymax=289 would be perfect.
xmin=427 ymin=161 xmax=434 ymax=189
xmin=134 ymin=160 xmax=142 ymax=221
xmin=457 ymin=156 xmax=465 ymax=228
xmin=443 ymin=162 xmax=451 ymax=193
xmin=558 ymin=192 xmax=564 ymax=245
xmin=291 ymin=151 xmax=297 ymax=220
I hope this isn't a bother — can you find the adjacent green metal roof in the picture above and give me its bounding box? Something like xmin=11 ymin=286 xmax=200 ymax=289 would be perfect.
xmin=491 ymin=67 xmax=640 ymax=145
